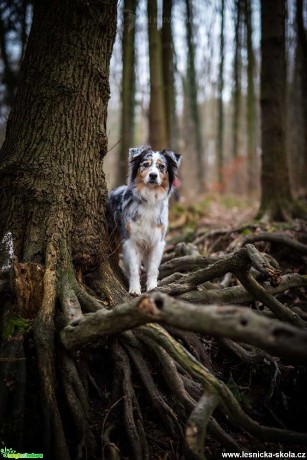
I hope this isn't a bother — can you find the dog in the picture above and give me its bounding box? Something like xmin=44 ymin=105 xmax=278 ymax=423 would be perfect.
xmin=108 ymin=145 xmax=181 ymax=296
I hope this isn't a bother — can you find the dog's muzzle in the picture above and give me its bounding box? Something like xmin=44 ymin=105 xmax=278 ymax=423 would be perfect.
xmin=148 ymin=173 xmax=158 ymax=184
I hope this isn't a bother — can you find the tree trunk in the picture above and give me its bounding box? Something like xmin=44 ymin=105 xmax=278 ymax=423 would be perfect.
xmin=232 ymin=0 xmax=242 ymax=161
xmin=117 ymin=0 xmax=137 ymax=185
xmin=217 ymin=0 xmax=225 ymax=192
xmin=295 ymin=0 xmax=307 ymax=195
xmin=258 ymin=0 xmax=294 ymax=221
xmin=244 ymin=0 xmax=257 ymax=195
xmin=162 ymin=0 xmax=178 ymax=149
xmin=0 ymin=13 xmax=18 ymax=107
xmin=0 ymin=1 xmax=125 ymax=458
xmin=148 ymin=0 xmax=167 ymax=149
xmin=185 ymin=0 xmax=205 ymax=191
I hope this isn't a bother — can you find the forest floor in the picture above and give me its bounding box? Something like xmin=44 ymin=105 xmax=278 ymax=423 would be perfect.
xmin=162 ymin=194 xmax=307 ymax=458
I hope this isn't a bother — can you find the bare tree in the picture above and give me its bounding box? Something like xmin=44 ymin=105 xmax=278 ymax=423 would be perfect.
xmin=162 ymin=0 xmax=178 ymax=149
xmin=185 ymin=0 xmax=205 ymax=190
xmin=217 ymin=0 xmax=225 ymax=191
xmin=117 ymin=0 xmax=138 ymax=185
xmin=258 ymin=0 xmax=295 ymax=221
xmin=232 ymin=0 xmax=242 ymax=161
xmin=147 ymin=0 xmax=167 ymax=149
xmin=244 ymin=0 xmax=257 ymax=195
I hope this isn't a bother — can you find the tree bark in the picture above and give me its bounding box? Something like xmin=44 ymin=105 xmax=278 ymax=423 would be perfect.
xmin=0 ymin=0 xmax=119 ymax=276
xmin=117 ymin=0 xmax=137 ymax=185
xmin=148 ymin=0 xmax=167 ymax=149
xmin=0 ymin=1 xmax=124 ymax=457
xmin=258 ymin=0 xmax=294 ymax=221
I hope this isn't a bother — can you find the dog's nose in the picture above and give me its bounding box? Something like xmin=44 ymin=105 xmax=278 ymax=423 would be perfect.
xmin=149 ymin=173 xmax=158 ymax=180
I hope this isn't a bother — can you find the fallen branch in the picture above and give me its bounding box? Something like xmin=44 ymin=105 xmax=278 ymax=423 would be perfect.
xmin=61 ymin=292 xmax=307 ymax=361
xmin=242 ymin=233 xmax=307 ymax=255
xmin=178 ymin=273 xmax=307 ymax=304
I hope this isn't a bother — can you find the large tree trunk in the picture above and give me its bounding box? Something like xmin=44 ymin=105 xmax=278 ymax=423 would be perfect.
xmin=117 ymin=0 xmax=137 ymax=185
xmin=0 ymin=1 xmax=125 ymax=458
xmin=147 ymin=0 xmax=167 ymax=149
xmin=257 ymin=0 xmax=294 ymax=221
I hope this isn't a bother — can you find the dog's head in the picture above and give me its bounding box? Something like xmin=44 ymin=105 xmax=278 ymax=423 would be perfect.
xmin=128 ymin=146 xmax=181 ymax=194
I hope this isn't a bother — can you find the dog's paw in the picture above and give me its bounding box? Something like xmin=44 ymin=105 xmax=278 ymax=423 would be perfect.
xmin=146 ymin=285 xmax=158 ymax=292
xmin=146 ymin=281 xmax=157 ymax=292
xmin=129 ymin=289 xmax=141 ymax=297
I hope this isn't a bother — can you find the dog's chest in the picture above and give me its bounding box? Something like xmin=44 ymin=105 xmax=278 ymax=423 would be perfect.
xmin=128 ymin=204 xmax=165 ymax=248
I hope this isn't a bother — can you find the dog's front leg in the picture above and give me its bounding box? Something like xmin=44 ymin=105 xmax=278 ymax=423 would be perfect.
xmin=123 ymin=240 xmax=142 ymax=296
xmin=146 ymin=241 xmax=165 ymax=292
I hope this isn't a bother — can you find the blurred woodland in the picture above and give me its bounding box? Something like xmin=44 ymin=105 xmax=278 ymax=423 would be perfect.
xmin=0 ymin=1 xmax=307 ymax=460
xmin=0 ymin=0 xmax=307 ymax=214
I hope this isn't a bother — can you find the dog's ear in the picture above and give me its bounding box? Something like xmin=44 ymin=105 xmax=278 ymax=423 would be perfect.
xmin=161 ymin=149 xmax=181 ymax=191
xmin=128 ymin=146 xmax=151 ymax=184
xmin=129 ymin=146 xmax=150 ymax=161
xmin=162 ymin=149 xmax=182 ymax=167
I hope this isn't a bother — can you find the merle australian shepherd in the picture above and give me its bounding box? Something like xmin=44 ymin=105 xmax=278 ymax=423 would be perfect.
xmin=108 ymin=145 xmax=181 ymax=296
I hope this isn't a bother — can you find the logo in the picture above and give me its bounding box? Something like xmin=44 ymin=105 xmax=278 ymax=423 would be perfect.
xmin=0 ymin=447 xmax=43 ymax=458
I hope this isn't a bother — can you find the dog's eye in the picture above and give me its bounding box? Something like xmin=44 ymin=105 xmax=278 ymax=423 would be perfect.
xmin=142 ymin=162 xmax=150 ymax=168
xmin=158 ymin=164 xmax=165 ymax=172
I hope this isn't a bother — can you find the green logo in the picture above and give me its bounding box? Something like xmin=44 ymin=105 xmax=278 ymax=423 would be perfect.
xmin=0 ymin=447 xmax=43 ymax=458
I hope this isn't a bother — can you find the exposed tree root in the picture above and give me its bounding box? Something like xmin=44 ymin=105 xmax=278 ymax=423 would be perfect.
xmin=140 ymin=324 xmax=307 ymax=444
xmin=185 ymin=392 xmax=220 ymax=459
xmin=33 ymin=239 xmax=70 ymax=460
xmin=2 ymin=228 xmax=307 ymax=458
xmin=112 ymin=342 xmax=149 ymax=460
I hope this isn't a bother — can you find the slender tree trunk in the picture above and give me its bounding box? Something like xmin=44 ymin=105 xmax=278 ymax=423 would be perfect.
xmin=258 ymin=0 xmax=294 ymax=221
xmin=244 ymin=0 xmax=257 ymax=195
xmin=295 ymin=0 xmax=307 ymax=194
xmin=20 ymin=0 xmax=29 ymax=63
xmin=232 ymin=0 xmax=242 ymax=161
xmin=0 ymin=14 xmax=18 ymax=106
xmin=162 ymin=0 xmax=178 ymax=149
xmin=0 ymin=2 xmax=124 ymax=458
xmin=148 ymin=0 xmax=167 ymax=149
xmin=117 ymin=0 xmax=137 ymax=185
xmin=185 ymin=0 xmax=205 ymax=190
xmin=217 ymin=0 xmax=225 ymax=191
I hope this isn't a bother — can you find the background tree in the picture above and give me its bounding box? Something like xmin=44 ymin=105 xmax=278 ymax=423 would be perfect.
xmin=185 ymin=0 xmax=205 ymax=190
xmin=217 ymin=0 xmax=225 ymax=191
xmin=231 ymin=0 xmax=242 ymax=162
xmin=147 ymin=0 xmax=167 ymax=149
xmin=117 ymin=0 xmax=138 ymax=185
xmin=0 ymin=0 xmax=31 ymax=111
xmin=244 ymin=0 xmax=257 ymax=195
xmin=258 ymin=0 xmax=294 ymax=221
xmin=295 ymin=0 xmax=307 ymax=194
xmin=162 ymin=0 xmax=178 ymax=149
